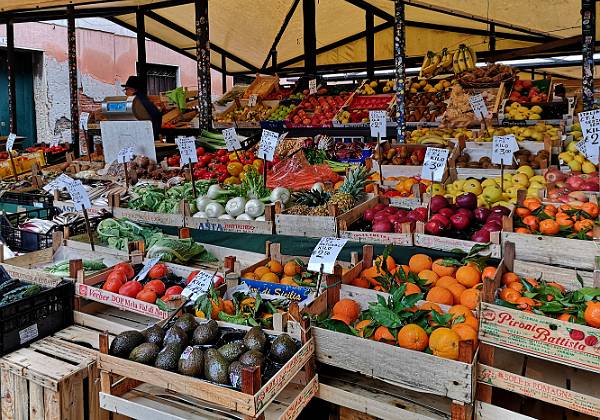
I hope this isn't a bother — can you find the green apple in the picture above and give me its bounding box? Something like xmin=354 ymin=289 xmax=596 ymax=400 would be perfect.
xmin=512 ymin=173 xmax=530 ymax=187
xmin=427 ymin=183 xmax=446 ymax=196
xmin=482 ymin=185 xmax=503 ymax=203
xmin=516 ymin=165 xmax=534 ymax=178
xmin=481 ymin=178 xmax=498 ymax=188
xmin=462 ymin=179 xmax=482 ymax=195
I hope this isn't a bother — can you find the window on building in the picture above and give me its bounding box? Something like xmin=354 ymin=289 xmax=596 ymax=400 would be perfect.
xmin=141 ymin=63 xmax=178 ymax=95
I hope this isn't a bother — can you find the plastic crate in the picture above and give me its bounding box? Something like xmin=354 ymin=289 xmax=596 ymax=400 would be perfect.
xmin=0 ymin=191 xmax=52 ymax=212
xmin=0 ymin=280 xmax=74 ymax=356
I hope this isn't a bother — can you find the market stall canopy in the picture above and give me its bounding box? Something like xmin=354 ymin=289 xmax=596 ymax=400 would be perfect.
xmin=0 ymin=0 xmax=596 ymax=74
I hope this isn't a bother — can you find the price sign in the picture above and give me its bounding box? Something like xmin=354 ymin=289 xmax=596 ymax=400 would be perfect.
xmin=79 ymin=112 xmax=90 ymax=130
xmin=258 ymin=129 xmax=280 ymax=162
xmin=369 ymin=110 xmax=387 ymax=139
xmin=222 ymin=128 xmax=242 ymax=151
xmin=42 ymin=174 xmax=75 ymax=193
xmin=421 ymin=147 xmax=449 ymax=182
xmin=117 ymin=146 xmax=134 ymax=164
xmin=492 ymin=134 xmax=519 ymax=165
xmin=577 ymin=110 xmax=600 ymax=165
xmin=576 ymin=138 xmax=600 ymax=165
xmin=176 ymin=136 xmax=198 ymax=165
xmin=6 ymin=133 xmax=16 ymax=152
xmin=309 ymin=79 xmax=317 ymax=95
xmin=134 ymin=257 xmax=162 ymax=281
xmin=62 ymin=130 xmax=71 ymax=144
xmin=248 ymin=94 xmax=258 ymax=107
xmin=308 ymin=237 xmax=348 ymax=274
xmin=50 ymin=136 xmax=61 ymax=147
xmin=469 ymin=94 xmax=490 ymax=120
xmin=182 ymin=270 xmax=215 ymax=300
xmin=66 ymin=180 xmax=91 ymax=211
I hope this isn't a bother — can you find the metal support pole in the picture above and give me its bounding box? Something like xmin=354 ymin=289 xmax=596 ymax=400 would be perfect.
xmin=394 ymin=0 xmax=406 ymax=143
xmin=366 ymin=10 xmax=374 ymax=78
xmin=582 ymin=0 xmax=595 ymax=111
xmin=136 ymin=9 xmax=148 ymax=94
xmin=6 ymin=21 xmax=17 ymax=135
xmin=195 ymin=0 xmax=212 ymax=130
xmin=271 ymin=49 xmax=278 ymax=73
xmin=302 ymin=0 xmax=317 ymax=76
xmin=221 ymin=53 xmax=227 ymax=94
xmin=67 ymin=6 xmax=81 ymax=156
xmin=489 ymin=23 xmax=496 ymax=55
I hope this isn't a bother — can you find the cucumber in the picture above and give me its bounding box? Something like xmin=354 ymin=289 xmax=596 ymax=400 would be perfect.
xmin=201 ymin=129 xmax=224 ymax=140
xmin=0 ymin=284 xmax=42 ymax=306
xmin=0 ymin=279 xmax=20 ymax=298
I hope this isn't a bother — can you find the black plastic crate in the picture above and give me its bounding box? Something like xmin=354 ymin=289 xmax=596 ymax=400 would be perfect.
xmin=0 ymin=280 xmax=74 ymax=356
xmin=0 ymin=207 xmax=58 ymax=253
xmin=0 ymin=191 xmax=53 ymax=211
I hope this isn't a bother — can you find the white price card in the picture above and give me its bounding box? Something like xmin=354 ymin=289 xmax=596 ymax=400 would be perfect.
xmin=6 ymin=133 xmax=16 ymax=152
xmin=182 ymin=270 xmax=215 ymax=300
xmin=492 ymin=134 xmax=519 ymax=165
xmin=421 ymin=147 xmax=449 ymax=182
xmin=43 ymin=173 xmax=75 ymax=192
xmin=308 ymin=237 xmax=348 ymax=274
xmin=309 ymin=79 xmax=317 ymax=95
xmin=248 ymin=94 xmax=258 ymax=107
xmin=117 ymin=146 xmax=134 ymax=164
xmin=135 ymin=257 xmax=162 ymax=281
xmin=66 ymin=180 xmax=91 ymax=211
xmin=62 ymin=130 xmax=71 ymax=144
xmin=222 ymin=127 xmax=242 ymax=151
xmin=577 ymin=110 xmax=600 ymax=165
xmin=576 ymin=138 xmax=600 ymax=165
xmin=50 ymin=136 xmax=60 ymax=147
xmin=369 ymin=110 xmax=387 ymax=139
xmin=79 ymin=112 xmax=90 ymax=130
xmin=258 ymin=129 xmax=280 ymax=162
xmin=176 ymin=136 xmax=198 ymax=165
xmin=469 ymin=94 xmax=490 ymax=120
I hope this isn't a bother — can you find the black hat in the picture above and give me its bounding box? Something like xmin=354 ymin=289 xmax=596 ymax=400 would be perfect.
xmin=122 ymin=75 xmax=143 ymax=90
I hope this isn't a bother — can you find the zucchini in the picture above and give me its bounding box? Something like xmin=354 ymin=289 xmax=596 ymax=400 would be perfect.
xmin=0 ymin=279 xmax=21 ymax=298
xmin=0 ymin=284 xmax=42 ymax=306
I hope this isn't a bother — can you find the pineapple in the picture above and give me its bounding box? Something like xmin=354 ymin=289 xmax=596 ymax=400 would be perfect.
xmin=329 ymin=166 xmax=370 ymax=212
xmin=292 ymin=190 xmax=331 ymax=207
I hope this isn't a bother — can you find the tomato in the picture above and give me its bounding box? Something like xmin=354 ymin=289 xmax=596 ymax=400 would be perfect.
xmin=136 ymin=288 xmax=157 ymax=303
xmin=218 ymin=155 xmax=229 ymax=164
xmin=198 ymin=155 xmax=211 ymax=167
xmin=186 ymin=271 xmax=200 ymax=285
xmin=216 ymin=149 xmax=227 ymax=157
xmin=144 ymin=280 xmax=166 ymax=296
xmin=113 ymin=262 xmax=135 ymax=280
xmin=102 ymin=277 xmax=123 ymax=293
xmin=196 ymin=146 xmax=205 ymax=156
xmin=217 ymin=173 xmax=228 ymax=183
xmin=193 ymin=170 xmax=202 ymax=179
xmin=149 ymin=263 xmax=169 ymax=279
xmin=107 ymin=270 xmax=128 ymax=285
xmin=118 ymin=281 xmax=143 ymax=297
xmin=164 ymin=285 xmax=184 ymax=298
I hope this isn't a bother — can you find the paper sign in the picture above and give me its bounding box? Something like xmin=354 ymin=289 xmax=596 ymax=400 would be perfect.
xmin=223 ymin=127 xmax=242 ymax=151
xmin=469 ymin=94 xmax=490 ymax=120
xmin=309 ymin=79 xmax=317 ymax=95
xmin=576 ymin=138 xmax=600 ymax=165
xmin=248 ymin=94 xmax=258 ymax=107
xmin=308 ymin=237 xmax=348 ymax=274
xmin=6 ymin=133 xmax=16 ymax=152
xmin=421 ymin=147 xmax=449 ymax=182
xmin=492 ymin=134 xmax=519 ymax=165
xmin=117 ymin=146 xmax=134 ymax=164
xmin=80 ymin=112 xmax=90 ymax=130
xmin=50 ymin=136 xmax=60 ymax=147
xmin=100 ymin=121 xmax=156 ymax=164
xmin=182 ymin=270 xmax=215 ymax=300
xmin=176 ymin=136 xmax=198 ymax=165
xmin=369 ymin=110 xmax=387 ymax=139
xmin=258 ymin=129 xmax=280 ymax=162
xmin=577 ymin=110 xmax=600 ymax=165
xmin=66 ymin=180 xmax=91 ymax=211
xmin=62 ymin=131 xmax=71 ymax=144
xmin=42 ymin=174 xmax=75 ymax=193
xmin=135 ymin=257 xmax=161 ymax=281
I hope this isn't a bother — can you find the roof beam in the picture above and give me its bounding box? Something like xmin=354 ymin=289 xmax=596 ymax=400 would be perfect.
xmin=488 ymin=35 xmax=581 ymax=61
xmin=260 ymin=0 xmax=301 ymax=71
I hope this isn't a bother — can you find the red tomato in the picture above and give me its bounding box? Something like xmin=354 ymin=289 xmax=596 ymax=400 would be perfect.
xmin=217 ymin=149 xmax=227 ymax=157
xmin=196 ymin=146 xmax=205 ymax=156
xmin=113 ymin=262 xmax=135 ymax=280
xmin=149 ymin=263 xmax=169 ymax=279
xmin=145 ymin=279 xmax=166 ymax=296
xmin=102 ymin=277 xmax=123 ymax=293
xmin=186 ymin=271 xmax=200 ymax=285
xmin=136 ymin=288 xmax=157 ymax=303
xmin=118 ymin=281 xmax=143 ymax=297
xmin=199 ymin=155 xmax=211 ymax=167
xmin=106 ymin=270 xmax=128 ymax=285
xmin=218 ymin=155 xmax=229 ymax=164
xmin=164 ymin=285 xmax=184 ymax=298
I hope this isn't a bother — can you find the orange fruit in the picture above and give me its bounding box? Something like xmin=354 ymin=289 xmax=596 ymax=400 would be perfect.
xmin=426 ymin=286 xmax=454 ymax=306
xmin=460 ymin=288 xmax=481 ymax=310
xmin=481 ymin=266 xmax=496 ymax=281
xmin=244 ymin=272 xmax=258 ymax=280
xmin=558 ymin=313 xmax=576 ymax=323
xmin=223 ymin=299 xmax=235 ymax=315
xmin=283 ymin=261 xmax=302 ymax=276
xmin=429 ymin=328 xmax=460 ymax=360
xmin=547 ymin=282 xmax=566 ymax=293
xmin=432 ymin=259 xmax=456 ymax=277
xmin=584 ymin=302 xmax=600 ymax=327
xmin=499 ymin=287 xmax=521 ymax=304
xmin=373 ymin=326 xmax=396 ymax=343
xmin=508 ymin=282 xmax=524 ymax=293
xmin=361 ymin=266 xmax=380 ymax=285
xmin=456 ymin=266 xmax=481 ymax=288
xmin=501 ymin=272 xmax=520 ymax=286
xmin=418 ymin=269 xmax=439 ymax=285
xmin=408 ymin=254 xmax=432 ymax=273
xmin=404 ymin=282 xmax=422 ymax=296
xmin=436 ymin=276 xmax=458 ymax=289
xmin=355 ymin=319 xmax=372 ymax=337
xmin=516 ymin=296 xmax=538 ymax=309
xmin=261 ymin=272 xmax=280 ymax=283
xmin=539 ymin=219 xmax=560 ymax=235
xmin=419 ymin=302 xmax=443 ymax=314
xmin=391 ymin=265 xmax=410 ymax=279
xmin=330 ymin=313 xmax=353 ymax=325
xmin=397 ymin=324 xmax=429 ymax=351
xmin=523 ymin=278 xmax=538 ymax=288
xmin=451 ymin=323 xmax=478 ymax=346
xmin=332 ymin=299 xmax=361 ymax=324
xmin=280 ymin=276 xmax=297 ymax=286
xmin=446 ymin=283 xmax=466 ymax=305
xmin=351 ymin=276 xmax=370 ymax=289
xmin=463 ymin=315 xmax=479 ymax=331
xmin=265 ymin=260 xmax=283 ymax=275
xmin=374 ymin=255 xmax=396 ymax=271
xmin=448 ymin=304 xmax=474 ymax=320
xmin=254 ymin=266 xmax=271 ymax=278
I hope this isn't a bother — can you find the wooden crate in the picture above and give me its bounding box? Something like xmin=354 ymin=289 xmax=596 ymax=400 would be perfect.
xmin=474 ymin=401 xmax=536 ymax=420
xmin=185 ymin=204 xmax=276 ymax=235
xmin=0 ymin=336 xmax=102 ymax=420
xmin=414 ymin=221 xmax=502 ymax=258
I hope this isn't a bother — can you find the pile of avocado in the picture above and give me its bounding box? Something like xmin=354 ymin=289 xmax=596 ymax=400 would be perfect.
xmin=109 ymin=313 xmax=298 ymax=388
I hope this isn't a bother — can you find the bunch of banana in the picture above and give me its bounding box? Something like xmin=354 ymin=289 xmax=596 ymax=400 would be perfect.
xmin=419 ymin=51 xmax=442 ymax=78
xmin=439 ymin=48 xmax=454 ymax=73
xmin=412 ymin=134 xmax=448 ymax=146
xmin=452 ymin=44 xmax=477 ymax=74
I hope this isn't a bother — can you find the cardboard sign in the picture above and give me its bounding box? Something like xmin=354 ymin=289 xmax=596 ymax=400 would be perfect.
xmin=66 ymin=180 xmax=91 ymax=211
xmin=135 ymin=257 xmax=162 ymax=281
xmin=309 ymin=79 xmax=317 ymax=95
xmin=369 ymin=110 xmax=387 ymax=139
xmin=222 ymin=127 xmax=242 ymax=151
xmin=421 ymin=147 xmax=449 ymax=182
xmin=469 ymin=94 xmax=490 ymax=120
xmin=176 ymin=136 xmax=198 ymax=165
xmin=308 ymin=237 xmax=348 ymax=274
xmin=182 ymin=270 xmax=215 ymax=300
xmin=258 ymin=129 xmax=280 ymax=161
xmin=6 ymin=133 xmax=16 ymax=152
xmin=248 ymin=94 xmax=258 ymax=107
xmin=79 ymin=112 xmax=90 ymax=130
xmin=492 ymin=134 xmax=519 ymax=165
xmin=117 ymin=146 xmax=135 ymax=164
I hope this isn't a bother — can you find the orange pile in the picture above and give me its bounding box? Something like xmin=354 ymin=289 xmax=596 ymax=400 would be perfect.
xmin=243 ymin=259 xmax=303 ymax=286
xmin=514 ymin=199 xmax=598 ymax=238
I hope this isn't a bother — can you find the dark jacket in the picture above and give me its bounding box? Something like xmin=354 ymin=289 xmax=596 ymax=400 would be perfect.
xmin=136 ymin=93 xmax=162 ymax=138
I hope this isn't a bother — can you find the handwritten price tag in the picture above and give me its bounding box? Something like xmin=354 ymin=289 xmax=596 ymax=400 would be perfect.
xmin=369 ymin=110 xmax=387 ymax=139
xmin=176 ymin=136 xmax=198 ymax=165
xmin=421 ymin=147 xmax=449 ymax=182
xmin=42 ymin=174 xmax=75 ymax=193
xmin=50 ymin=136 xmax=61 ymax=147
xmin=248 ymin=94 xmax=258 ymax=107
xmin=258 ymin=129 xmax=280 ymax=162
xmin=79 ymin=112 xmax=90 ymax=130
xmin=309 ymin=79 xmax=317 ymax=95
xmin=117 ymin=146 xmax=134 ymax=164
xmin=135 ymin=257 xmax=162 ymax=281
xmin=182 ymin=270 xmax=215 ymax=300
xmin=223 ymin=127 xmax=242 ymax=151
xmin=577 ymin=110 xmax=600 ymax=165
xmin=492 ymin=134 xmax=519 ymax=165
xmin=308 ymin=237 xmax=348 ymax=274
xmin=6 ymin=133 xmax=16 ymax=152
xmin=66 ymin=180 xmax=91 ymax=211
xmin=469 ymin=94 xmax=490 ymax=120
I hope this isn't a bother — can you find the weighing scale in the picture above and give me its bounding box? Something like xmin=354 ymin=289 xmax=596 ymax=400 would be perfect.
xmin=101 ymin=96 xmax=152 ymax=121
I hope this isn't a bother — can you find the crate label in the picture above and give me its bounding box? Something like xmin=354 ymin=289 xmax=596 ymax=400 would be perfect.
xmin=135 ymin=257 xmax=161 ymax=281
xmin=222 ymin=127 xmax=241 ymax=151
xmin=117 ymin=146 xmax=134 ymax=164
xmin=280 ymin=375 xmax=319 ymax=420
xmin=478 ymin=363 xmax=600 ymax=417
xmin=369 ymin=110 xmax=387 ymax=138
xmin=421 ymin=147 xmax=449 ymax=182
xmin=176 ymin=136 xmax=198 ymax=165
xmin=258 ymin=129 xmax=280 ymax=162
xmin=112 ymin=208 xmax=184 ymax=226
xmin=241 ymin=279 xmax=311 ymax=301
xmin=469 ymin=94 xmax=489 ymax=120
xmin=77 ymin=284 xmax=168 ymax=319
xmin=197 ymin=222 xmax=225 ymax=232
xmin=492 ymin=135 xmax=518 ymax=165
xmin=19 ymin=324 xmax=39 ymax=344
xmin=388 ymin=197 xmax=422 ymax=209
xmin=182 ymin=270 xmax=214 ymax=300
xmin=480 ymin=303 xmax=600 ymax=373
xmin=339 ymin=230 xmax=412 ymax=246
xmin=308 ymin=237 xmax=347 ymax=274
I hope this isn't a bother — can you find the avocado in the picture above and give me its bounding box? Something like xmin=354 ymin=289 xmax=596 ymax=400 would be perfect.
xmin=239 ymin=350 xmax=265 ymax=370
xmin=110 ymin=330 xmax=145 ymax=357
xmin=228 ymin=361 xmax=243 ymax=389
xmin=174 ymin=313 xmax=198 ymax=334
xmin=204 ymin=348 xmax=230 ymax=384
xmin=243 ymin=326 xmax=266 ymax=352
xmin=178 ymin=346 xmax=203 ymax=377
xmin=192 ymin=319 xmax=219 ymax=345
xmin=218 ymin=340 xmax=246 ymax=362
xmin=143 ymin=325 xmax=165 ymax=346
xmin=163 ymin=326 xmax=189 ymax=348
xmin=269 ymin=334 xmax=298 ymax=364
xmin=154 ymin=344 xmax=182 ymax=371
xmin=129 ymin=343 xmax=160 ymax=365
